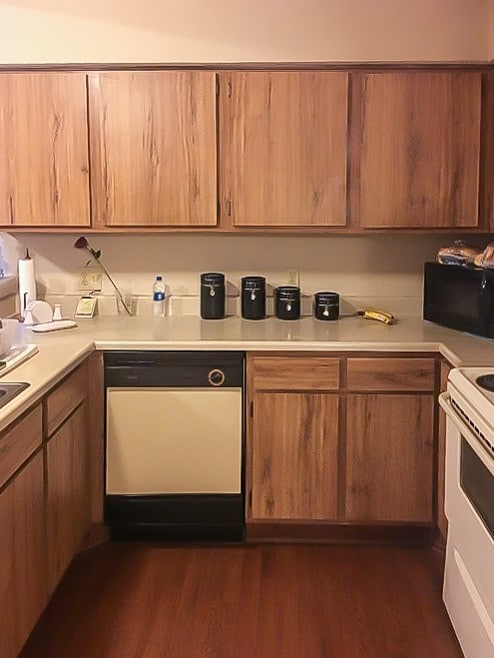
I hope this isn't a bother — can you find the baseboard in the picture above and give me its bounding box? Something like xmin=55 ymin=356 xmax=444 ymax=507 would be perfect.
xmin=246 ymin=521 xmax=437 ymax=546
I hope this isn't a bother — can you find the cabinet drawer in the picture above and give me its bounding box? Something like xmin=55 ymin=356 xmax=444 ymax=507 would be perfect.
xmin=250 ymin=356 xmax=340 ymax=390
xmin=346 ymin=358 xmax=435 ymax=391
xmin=0 ymin=405 xmax=42 ymax=489
xmin=45 ymin=365 xmax=86 ymax=437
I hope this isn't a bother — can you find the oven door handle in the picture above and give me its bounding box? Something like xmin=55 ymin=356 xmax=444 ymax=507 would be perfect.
xmin=439 ymin=392 xmax=494 ymax=476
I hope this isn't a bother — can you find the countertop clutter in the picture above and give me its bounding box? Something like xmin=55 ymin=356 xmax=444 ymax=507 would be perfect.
xmin=1 ymin=312 xmax=494 ymax=432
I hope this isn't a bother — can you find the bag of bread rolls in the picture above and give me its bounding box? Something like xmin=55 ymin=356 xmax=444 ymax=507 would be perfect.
xmin=474 ymin=242 xmax=494 ymax=268
xmin=437 ymin=241 xmax=481 ymax=266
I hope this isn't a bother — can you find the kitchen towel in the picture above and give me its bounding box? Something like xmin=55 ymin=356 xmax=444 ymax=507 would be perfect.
xmin=18 ymin=249 xmax=36 ymax=314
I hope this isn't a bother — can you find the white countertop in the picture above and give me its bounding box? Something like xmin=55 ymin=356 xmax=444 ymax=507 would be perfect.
xmin=0 ymin=313 xmax=493 ymax=432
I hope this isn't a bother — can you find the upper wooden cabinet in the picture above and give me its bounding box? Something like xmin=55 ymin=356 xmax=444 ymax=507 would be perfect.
xmin=220 ymin=71 xmax=348 ymax=227
xmin=88 ymin=71 xmax=217 ymax=227
xmin=0 ymin=73 xmax=90 ymax=227
xmin=354 ymin=71 xmax=482 ymax=229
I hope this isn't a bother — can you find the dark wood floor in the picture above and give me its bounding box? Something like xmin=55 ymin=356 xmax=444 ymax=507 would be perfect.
xmin=20 ymin=543 xmax=463 ymax=658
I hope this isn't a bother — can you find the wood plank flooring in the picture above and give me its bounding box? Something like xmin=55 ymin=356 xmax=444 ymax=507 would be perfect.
xmin=20 ymin=543 xmax=463 ymax=658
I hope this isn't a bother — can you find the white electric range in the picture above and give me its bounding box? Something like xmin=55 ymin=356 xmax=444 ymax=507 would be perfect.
xmin=439 ymin=368 xmax=494 ymax=658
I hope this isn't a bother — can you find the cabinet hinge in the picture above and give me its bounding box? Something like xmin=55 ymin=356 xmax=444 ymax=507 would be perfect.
xmin=249 ymin=401 xmax=253 ymax=417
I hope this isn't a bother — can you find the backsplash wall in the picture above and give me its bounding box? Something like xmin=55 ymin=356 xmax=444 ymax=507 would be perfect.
xmin=2 ymin=232 xmax=488 ymax=317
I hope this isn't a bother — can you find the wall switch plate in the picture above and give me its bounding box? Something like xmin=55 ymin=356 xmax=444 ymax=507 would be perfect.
xmin=78 ymin=267 xmax=102 ymax=291
xmin=286 ymin=270 xmax=300 ymax=287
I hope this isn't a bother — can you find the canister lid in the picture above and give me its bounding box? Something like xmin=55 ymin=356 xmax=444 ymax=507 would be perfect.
xmin=242 ymin=276 xmax=266 ymax=289
xmin=201 ymin=272 xmax=225 ymax=285
xmin=315 ymin=291 xmax=339 ymax=303
xmin=276 ymin=285 xmax=300 ymax=299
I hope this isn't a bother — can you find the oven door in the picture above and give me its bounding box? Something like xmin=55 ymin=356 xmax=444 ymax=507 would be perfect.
xmin=439 ymin=392 xmax=494 ymax=658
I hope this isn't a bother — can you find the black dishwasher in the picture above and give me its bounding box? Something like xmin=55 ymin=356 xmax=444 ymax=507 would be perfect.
xmin=104 ymin=351 xmax=245 ymax=541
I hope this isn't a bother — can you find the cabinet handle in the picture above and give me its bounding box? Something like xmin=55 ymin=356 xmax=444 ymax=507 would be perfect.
xmin=249 ymin=401 xmax=253 ymax=417
xmin=227 ymin=82 xmax=232 ymax=98
xmin=226 ymin=199 xmax=232 ymax=216
xmin=8 ymin=196 xmax=14 ymax=223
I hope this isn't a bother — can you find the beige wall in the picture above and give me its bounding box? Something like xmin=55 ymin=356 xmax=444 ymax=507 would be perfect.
xmin=0 ymin=0 xmax=489 ymax=63
xmin=3 ymin=232 xmax=491 ymax=316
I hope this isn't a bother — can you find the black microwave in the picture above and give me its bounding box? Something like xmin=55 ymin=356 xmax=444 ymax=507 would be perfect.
xmin=423 ymin=261 xmax=494 ymax=338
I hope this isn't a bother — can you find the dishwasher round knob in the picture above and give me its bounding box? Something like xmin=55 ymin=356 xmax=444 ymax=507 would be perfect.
xmin=208 ymin=369 xmax=225 ymax=386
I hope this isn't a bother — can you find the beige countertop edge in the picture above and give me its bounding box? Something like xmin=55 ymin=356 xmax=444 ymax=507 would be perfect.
xmin=0 ymin=342 xmax=94 ymax=433
xmin=93 ymin=338 xmax=443 ymax=353
xmin=0 ymin=332 xmax=490 ymax=434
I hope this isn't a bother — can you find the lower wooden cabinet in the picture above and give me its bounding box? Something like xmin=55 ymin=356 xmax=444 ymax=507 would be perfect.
xmin=345 ymin=394 xmax=434 ymax=523
xmin=247 ymin=353 xmax=438 ymax=535
xmin=0 ymin=475 xmax=17 ymax=658
xmin=250 ymin=392 xmax=339 ymax=521
xmin=0 ymin=452 xmax=46 ymax=658
xmin=46 ymin=403 xmax=90 ymax=592
xmin=0 ymin=362 xmax=93 ymax=656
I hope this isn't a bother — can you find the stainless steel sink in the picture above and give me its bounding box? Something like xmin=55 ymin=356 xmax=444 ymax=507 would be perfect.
xmin=0 ymin=382 xmax=30 ymax=408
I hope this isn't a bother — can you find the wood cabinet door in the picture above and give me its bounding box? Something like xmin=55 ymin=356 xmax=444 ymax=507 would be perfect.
xmin=0 ymin=479 xmax=16 ymax=658
xmin=355 ymin=72 xmax=481 ymax=228
xmin=220 ymin=71 xmax=348 ymax=227
xmin=46 ymin=404 xmax=90 ymax=592
xmin=250 ymin=392 xmax=339 ymax=520
xmin=345 ymin=394 xmax=434 ymax=523
xmin=89 ymin=71 xmax=217 ymax=227
xmin=0 ymin=73 xmax=90 ymax=227
xmin=0 ymin=452 xmax=46 ymax=658
xmin=12 ymin=452 xmax=47 ymax=653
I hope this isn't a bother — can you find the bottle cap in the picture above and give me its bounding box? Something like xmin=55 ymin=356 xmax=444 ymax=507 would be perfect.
xmin=156 ymin=275 xmax=162 ymax=281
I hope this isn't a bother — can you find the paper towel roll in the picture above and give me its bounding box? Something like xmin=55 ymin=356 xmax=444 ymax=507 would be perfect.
xmin=18 ymin=249 xmax=36 ymax=315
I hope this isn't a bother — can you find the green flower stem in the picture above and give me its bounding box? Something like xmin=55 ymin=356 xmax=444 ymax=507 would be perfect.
xmin=85 ymin=247 xmax=132 ymax=316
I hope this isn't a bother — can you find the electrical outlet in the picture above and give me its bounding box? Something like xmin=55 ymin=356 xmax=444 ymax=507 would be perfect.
xmin=286 ymin=270 xmax=300 ymax=287
xmin=78 ymin=267 xmax=102 ymax=291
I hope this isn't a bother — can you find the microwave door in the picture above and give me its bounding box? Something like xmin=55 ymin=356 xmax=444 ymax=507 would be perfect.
xmin=478 ymin=272 xmax=494 ymax=335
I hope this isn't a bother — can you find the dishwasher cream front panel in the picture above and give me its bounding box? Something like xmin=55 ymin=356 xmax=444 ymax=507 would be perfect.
xmin=106 ymin=387 xmax=242 ymax=495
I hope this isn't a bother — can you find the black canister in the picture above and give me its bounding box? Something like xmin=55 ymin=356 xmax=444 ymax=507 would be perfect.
xmin=314 ymin=292 xmax=339 ymax=321
xmin=241 ymin=276 xmax=266 ymax=320
xmin=200 ymin=272 xmax=225 ymax=319
xmin=275 ymin=286 xmax=301 ymax=320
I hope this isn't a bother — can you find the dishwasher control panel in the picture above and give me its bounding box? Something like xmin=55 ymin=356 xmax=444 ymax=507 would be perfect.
xmin=105 ymin=351 xmax=244 ymax=388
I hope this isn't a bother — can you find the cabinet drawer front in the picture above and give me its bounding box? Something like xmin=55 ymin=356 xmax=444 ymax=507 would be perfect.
xmin=251 ymin=356 xmax=340 ymax=390
xmin=0 ymin=405 xmax=42 ymax=489
xmin=45 ymin=365 xmax=86 ymax=437
xmin=346 ymin=358 xmax=435 ymax=391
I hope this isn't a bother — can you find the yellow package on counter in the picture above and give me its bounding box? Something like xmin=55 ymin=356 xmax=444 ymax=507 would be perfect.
xmin=357 ymin=309 xmax=395 ymax=325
